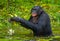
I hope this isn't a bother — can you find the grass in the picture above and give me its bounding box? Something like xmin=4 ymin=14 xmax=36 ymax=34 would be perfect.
xmin=0 ymin=0 xmax=60 ymax=41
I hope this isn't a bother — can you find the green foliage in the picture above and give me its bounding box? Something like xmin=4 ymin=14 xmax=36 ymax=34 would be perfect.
xmin=0 ymin=0 xmax=60 ymax=41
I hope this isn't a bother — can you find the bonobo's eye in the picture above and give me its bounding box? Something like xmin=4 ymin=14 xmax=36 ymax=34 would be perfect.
xmin=33 ymin=9 xmax=37 ymax=10
xmin=32 ymin=8 xmax=39 ymax=12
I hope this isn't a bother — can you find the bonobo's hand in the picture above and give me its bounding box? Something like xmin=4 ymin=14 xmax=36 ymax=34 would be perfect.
xmin=9 ymin=17 xmax=21 ymax=22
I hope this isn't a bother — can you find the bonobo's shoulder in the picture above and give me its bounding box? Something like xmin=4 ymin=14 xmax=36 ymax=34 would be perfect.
xmin=39 ymin=13 xmax=50 ymax=19
xmin=42 ymin=13 xmax=49 ymax=17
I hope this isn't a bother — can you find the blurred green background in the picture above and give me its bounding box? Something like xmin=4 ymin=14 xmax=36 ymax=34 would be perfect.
xmin=0 ymin=0 xmax=60 ymax=41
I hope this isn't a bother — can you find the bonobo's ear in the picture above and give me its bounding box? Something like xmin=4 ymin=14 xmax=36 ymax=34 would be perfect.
xmin=39 ymin=9 xmax=43 ymax=14
xmin=38 ymin=6 xmax=44 ymax=15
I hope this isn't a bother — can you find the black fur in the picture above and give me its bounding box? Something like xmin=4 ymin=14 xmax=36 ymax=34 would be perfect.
xmin=10 ymin=6 xmax=52 ymax=37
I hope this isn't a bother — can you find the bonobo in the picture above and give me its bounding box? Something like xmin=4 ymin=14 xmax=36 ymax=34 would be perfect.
xmin=10 ymin=6 xmax=52 ymax=37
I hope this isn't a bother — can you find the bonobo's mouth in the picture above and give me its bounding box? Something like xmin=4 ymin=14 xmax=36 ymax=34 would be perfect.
xmin=32 ymin=13 xmax=37 ymax=17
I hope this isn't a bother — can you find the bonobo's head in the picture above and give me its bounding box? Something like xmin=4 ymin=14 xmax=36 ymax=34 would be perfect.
xmin=31 ymin=6 xmax=43 ymax=17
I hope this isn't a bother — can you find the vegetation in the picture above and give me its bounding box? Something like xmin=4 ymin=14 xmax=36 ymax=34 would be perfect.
xmin=0 ymin=0 xmax=60 ymax=41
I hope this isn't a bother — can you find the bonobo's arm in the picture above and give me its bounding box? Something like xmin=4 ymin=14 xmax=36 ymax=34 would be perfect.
xmin=10 ymin=14 xmax=47 ymax=31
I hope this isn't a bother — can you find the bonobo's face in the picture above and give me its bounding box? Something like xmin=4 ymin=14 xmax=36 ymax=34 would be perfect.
xmin=31 ymin=9 xmax=38 ymax=17
xmin=31 ymin=6 xmax=41 ymax=17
